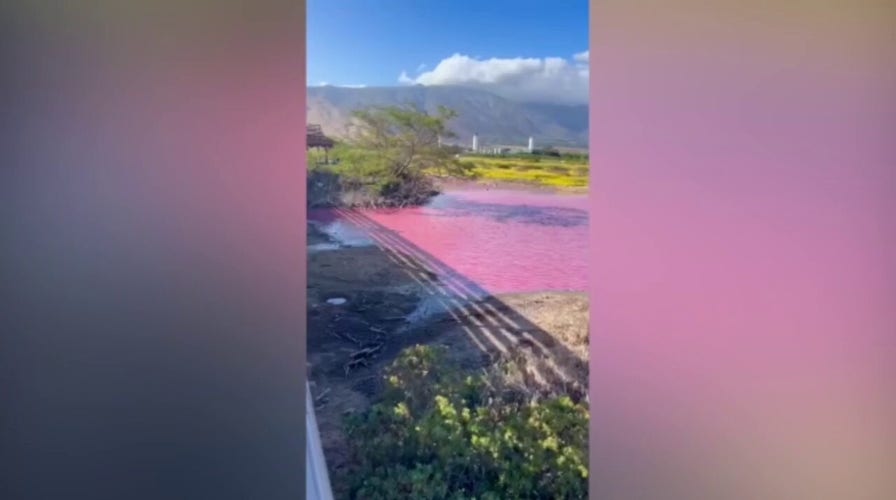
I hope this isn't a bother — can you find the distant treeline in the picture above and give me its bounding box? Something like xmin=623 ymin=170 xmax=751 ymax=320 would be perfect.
xmin=462 ymin=150 xmax=589 ymax=164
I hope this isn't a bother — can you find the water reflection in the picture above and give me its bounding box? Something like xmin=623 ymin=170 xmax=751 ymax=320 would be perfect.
xmin=423 ymin=197 xmax=588 ymax=228
xmin=309 ymin=188 xmax=588 ymax=293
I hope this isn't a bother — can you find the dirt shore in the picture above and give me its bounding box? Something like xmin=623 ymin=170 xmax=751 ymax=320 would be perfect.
xmin=308 ymin=170 xmax=587 ymax=208
xmin=306 ymin=222 xmax=589 ymax=486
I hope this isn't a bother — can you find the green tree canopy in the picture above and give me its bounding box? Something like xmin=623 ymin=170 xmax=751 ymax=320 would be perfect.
xmin=347 ymin=104 xmax=472 ymax=178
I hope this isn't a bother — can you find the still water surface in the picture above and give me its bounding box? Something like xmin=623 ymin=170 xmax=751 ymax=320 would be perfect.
xmin=309 ymin=186 xmax=588 ymax=295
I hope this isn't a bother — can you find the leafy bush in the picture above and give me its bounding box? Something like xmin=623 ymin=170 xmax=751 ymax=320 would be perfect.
xmin=309 ymin=107 xmax=478 ymax=207
xmin=343 ymin=345 xmax=589 ymax=499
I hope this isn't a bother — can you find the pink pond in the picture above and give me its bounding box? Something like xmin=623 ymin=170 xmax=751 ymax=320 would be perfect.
xmin=309 ymin=186 xmax=588 ymax=295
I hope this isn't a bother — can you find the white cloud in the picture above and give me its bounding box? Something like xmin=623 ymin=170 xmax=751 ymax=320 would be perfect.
xmin=397 ymin=51 xmax=589 ymax=105
xmin=312 ymin=82 xmax=366 ymax=88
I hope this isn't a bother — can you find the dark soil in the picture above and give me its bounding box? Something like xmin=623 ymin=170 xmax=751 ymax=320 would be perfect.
xmin=306 ymin=222 xmax=589 ymax=495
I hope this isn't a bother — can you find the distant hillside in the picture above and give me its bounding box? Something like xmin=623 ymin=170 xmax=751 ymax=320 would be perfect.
xmin=307 ymin=85 xmax=589 ymax=149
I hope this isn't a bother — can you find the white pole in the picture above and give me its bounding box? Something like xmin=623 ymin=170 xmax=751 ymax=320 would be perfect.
xmin=307 ymin=384 xmax=334 ymax=500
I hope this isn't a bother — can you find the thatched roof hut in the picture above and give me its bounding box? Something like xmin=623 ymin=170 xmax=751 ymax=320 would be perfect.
xmin=307 ymin=124 xmax=334 ymax=150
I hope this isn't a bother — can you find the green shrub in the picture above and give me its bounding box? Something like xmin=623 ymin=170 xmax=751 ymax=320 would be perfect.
xmin=343 ymin=345 xmax=589 ymax=499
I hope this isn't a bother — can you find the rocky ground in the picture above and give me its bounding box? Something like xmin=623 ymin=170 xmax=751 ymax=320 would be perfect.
xmin=306 ymin=222 xmax=589 ymax=484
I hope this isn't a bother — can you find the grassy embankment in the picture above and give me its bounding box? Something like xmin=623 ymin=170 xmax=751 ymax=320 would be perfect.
xmin=310 ymin=147 xmax=589 ymax=193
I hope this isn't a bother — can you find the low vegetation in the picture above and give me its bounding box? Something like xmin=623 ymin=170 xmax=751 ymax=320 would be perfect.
xmin=341 ymin=345 xmax=589 ymax=499
xmin=307 ymin=106 xmax=589 ymax=207
xmin=462 ymin=154 xmax=589 ymax=189
xmin=308 ymin=105 xmax=473 ymax=207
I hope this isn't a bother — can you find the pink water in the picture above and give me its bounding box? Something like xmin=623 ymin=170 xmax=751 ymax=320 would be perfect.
xmin=309 ymin=186 xmax=588 ymax=294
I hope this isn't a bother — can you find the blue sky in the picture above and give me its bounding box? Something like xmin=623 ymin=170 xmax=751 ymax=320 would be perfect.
xmin=308 ymin=0 xmax=589 ymax=104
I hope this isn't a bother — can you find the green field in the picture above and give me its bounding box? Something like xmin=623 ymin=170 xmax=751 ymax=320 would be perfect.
xmin=308 ymin=144 xmax=590 ymax=192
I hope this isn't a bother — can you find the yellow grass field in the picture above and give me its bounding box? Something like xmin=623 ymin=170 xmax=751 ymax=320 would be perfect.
xmin=464 ymin=155 xmax=589 ymax=189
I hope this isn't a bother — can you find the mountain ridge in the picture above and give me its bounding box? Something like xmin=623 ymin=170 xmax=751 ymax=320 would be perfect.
xmin=307 ymin=85 xmax=589 ymax=149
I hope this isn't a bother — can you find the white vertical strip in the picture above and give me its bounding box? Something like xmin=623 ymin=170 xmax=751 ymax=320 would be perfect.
xmin=306 ymin=384 xmax=334 ymax=500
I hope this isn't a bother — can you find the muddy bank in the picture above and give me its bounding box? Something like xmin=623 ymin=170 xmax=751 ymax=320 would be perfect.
xmin=307 ymin=170 xmax=439 ymax=208
xmin=308 ymin=170 xmax=586 ymax=209
xmin=306 ymin=221 xmax=589 ymax=491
